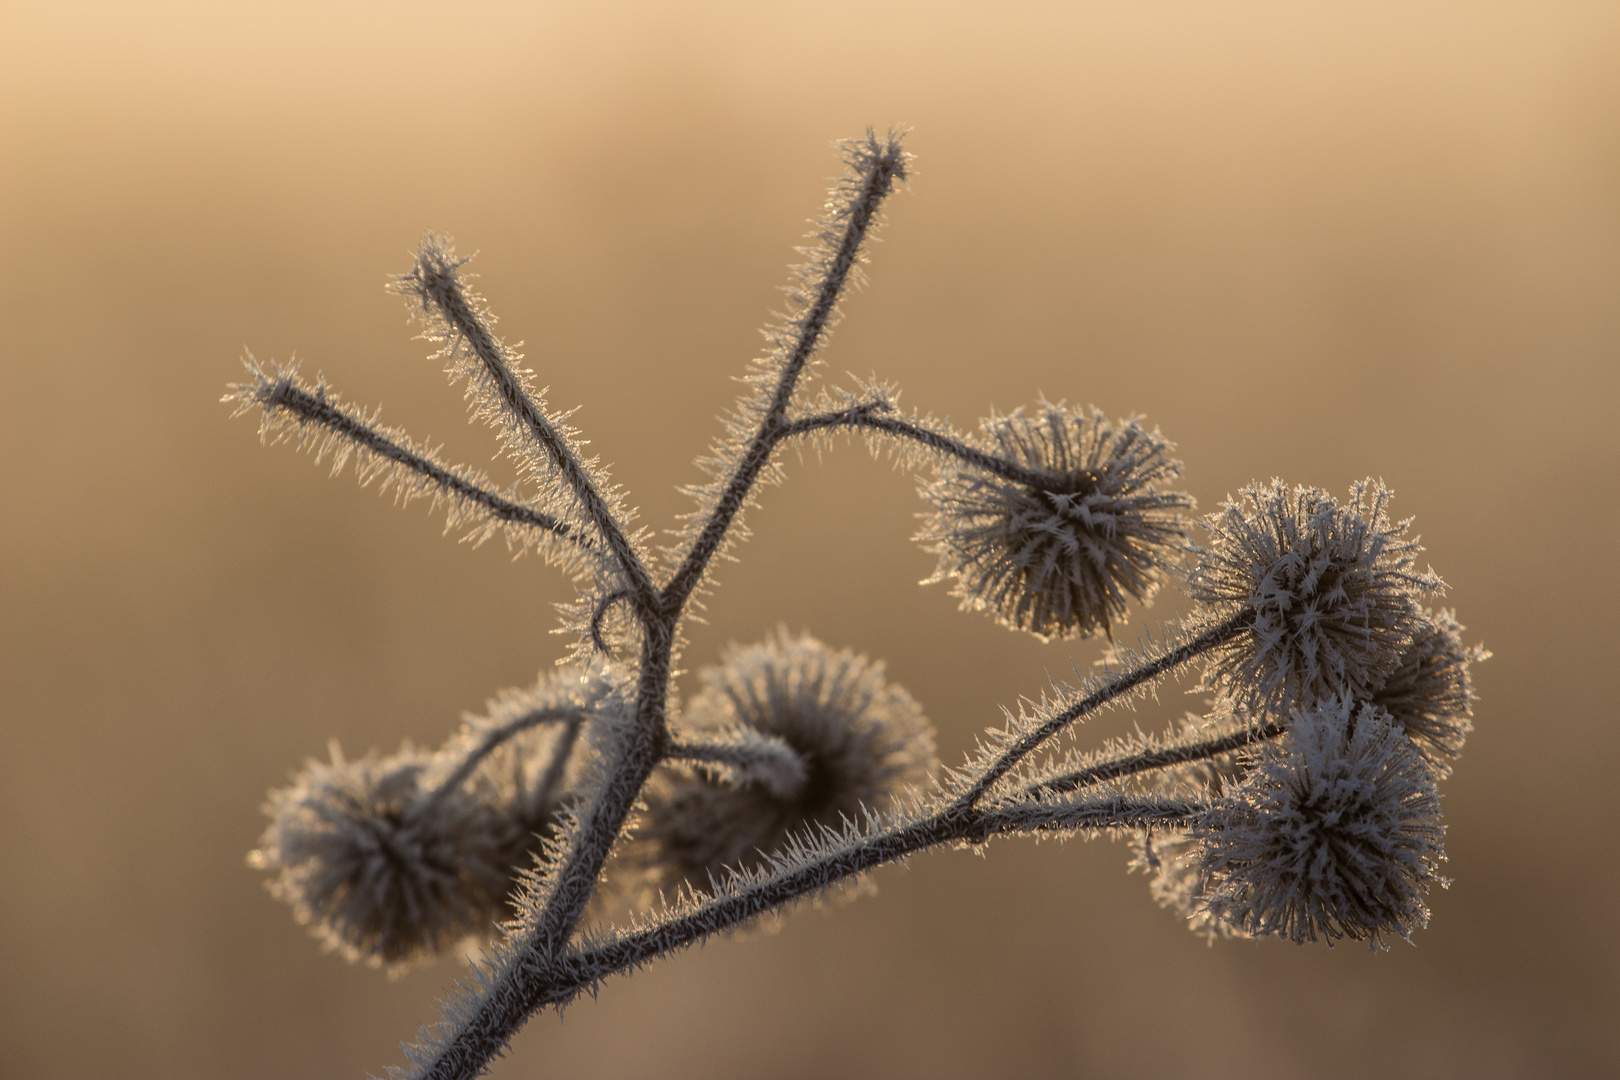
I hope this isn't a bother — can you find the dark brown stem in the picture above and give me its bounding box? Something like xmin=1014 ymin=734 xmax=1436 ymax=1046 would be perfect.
xmin=786 ymin=408 xmax=1092 ymax=491
xmin=428 ymin=279 xmax=659 ymax=611
xmin=422 ymin=707 xmax=583 ymax=811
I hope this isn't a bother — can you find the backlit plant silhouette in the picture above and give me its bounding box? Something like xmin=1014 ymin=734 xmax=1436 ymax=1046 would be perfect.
xmin=227 ymin=130 xmax=1484 ymax=1080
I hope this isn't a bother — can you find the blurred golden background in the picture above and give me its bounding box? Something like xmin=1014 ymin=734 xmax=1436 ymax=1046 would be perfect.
xmin=3 ymin=3 xmax=1617 ymax=1077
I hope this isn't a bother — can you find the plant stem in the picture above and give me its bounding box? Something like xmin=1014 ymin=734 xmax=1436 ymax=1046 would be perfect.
xmin=422 ymin=707 xmax=583 ymax=811
xmin=250 ymin=374 xmax=593 ymax=552
xmin=1021 ymin=718 xmax=1287 ymax=799
xmin=412 ymin=137 xmax=909 ymax=1080
xmin=961 ymin=609 xmax=1257 ymax=807
xmin=662 ymin=139 xmax=907 ymax=611
xmin=422 ymin=270 xmax=659 ymax=608
xmin=788 ymin=408 xmax=1094 ymax=491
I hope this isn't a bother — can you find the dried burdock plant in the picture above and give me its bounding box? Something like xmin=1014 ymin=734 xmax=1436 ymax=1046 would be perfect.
xmin=227 ymin=129 xmax=1484 ymax=1080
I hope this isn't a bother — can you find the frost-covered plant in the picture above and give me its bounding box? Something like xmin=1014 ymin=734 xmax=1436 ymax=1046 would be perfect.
xmin=227 ymin=130 xmax=1485 ymax=1080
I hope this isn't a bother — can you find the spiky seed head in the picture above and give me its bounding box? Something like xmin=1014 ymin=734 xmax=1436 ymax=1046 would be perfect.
xmin=640 ymin=629 xmax=936 ymax=891
xmin=1188 ymin=478 xmax=1441 ymax=716
xmin=249 ymin=745 xmax=520 ymax=969
xmin=1370 ymin=608 xmax=1484 ymax=775
xmin=1195 ymin=697 xmax=1447 ymax=949
xmin=917 ymin=401 xmax=1194 ymax=641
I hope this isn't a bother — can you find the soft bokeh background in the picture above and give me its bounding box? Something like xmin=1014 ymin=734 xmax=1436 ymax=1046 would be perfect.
xmin=3 ymin=3 xmax=1617 ymax=1077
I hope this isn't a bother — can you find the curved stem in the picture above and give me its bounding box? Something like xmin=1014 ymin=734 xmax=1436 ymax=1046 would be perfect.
xmin=787 ymin=409 xmax=1092 ymax=491
xmin=528 ymin=715 xmax=584 ymax=818
xmin=423 ymin=706 xmax=583 ymax=810
xmin=588 ymin=589 xmax=634 ymax=655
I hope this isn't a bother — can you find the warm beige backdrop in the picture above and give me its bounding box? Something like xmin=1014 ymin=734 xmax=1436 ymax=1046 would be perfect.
xmin=3 ymin=3 xmax=1617 ymax=1078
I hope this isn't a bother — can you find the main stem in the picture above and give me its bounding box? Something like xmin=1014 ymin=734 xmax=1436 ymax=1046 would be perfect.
xmin=416 ymin=627 xmax=675 ymax=1080
xmin=414 ymin=139 xmax=906 ymax=1080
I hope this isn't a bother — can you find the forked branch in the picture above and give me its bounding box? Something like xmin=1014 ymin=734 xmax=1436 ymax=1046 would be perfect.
xmin=663 ymin=132 xmax=910 ymax=609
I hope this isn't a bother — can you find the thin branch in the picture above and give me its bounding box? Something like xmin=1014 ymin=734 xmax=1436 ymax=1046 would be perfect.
xmin=1021 ymin=718 xmax=1288 ymax=800
xmin=786 ymin=408 xmax=1094 ymax=491
xmin=588 ymin=589 xmax=634 ymax=656
xmin=398 ymin=244 xmax=658 ymax=608
xmin=227 ymin=364 xmax=598 ymax=559
xmin=960 ymin=609 xmax=1258 ymax=807
xmin=775 ymin=400 xmax=893 ymax=440
xmin=665 ymin=740 xmax=776 ymax=768
xmin=666 ymin=732 xmax=809 ymax=799
xmin=529 ymin=714 xmax=584 ymax=815
xmin=424 ymin=706 xmax=585 ymax=810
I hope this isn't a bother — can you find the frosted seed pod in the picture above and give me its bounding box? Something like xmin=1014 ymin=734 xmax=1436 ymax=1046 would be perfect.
xmin=640 ymin=629 xmax=936 ymax=890
xmin=1195 ymin=698 xmax=1446 ymax=949
xmin=250 ymin=745 xmax=518 ymax=968
xmin=917 ymin=401 xmax=1193 ymax=640
xmin=1187 ymin=479 xmax=1442 ymax=716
